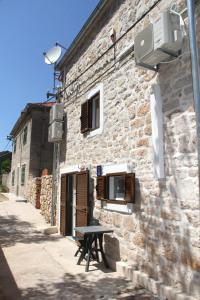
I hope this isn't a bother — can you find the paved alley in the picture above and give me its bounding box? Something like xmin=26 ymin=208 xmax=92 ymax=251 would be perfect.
xmin=0 ymin=193 xmax=157 ymax=300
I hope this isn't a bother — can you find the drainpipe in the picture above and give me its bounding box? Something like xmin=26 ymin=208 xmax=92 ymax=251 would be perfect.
xmin=187 ymin=0 xmax=200 ymax=201
xmin=51 ymin=142 xmax=58 ymax=226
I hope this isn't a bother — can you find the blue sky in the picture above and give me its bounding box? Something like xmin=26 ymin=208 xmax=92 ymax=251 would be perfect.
xmin=0 ymin=0 xmax=99 ymax=151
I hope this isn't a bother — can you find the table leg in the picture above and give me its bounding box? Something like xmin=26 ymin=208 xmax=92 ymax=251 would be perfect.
xmin=77 ymin=237 xmax=87 ymax=265
xmin=85 ymin=234 xmax=93 ymax=272
xmin=94 ymin=237 xmax=99 ymax=262
xmin=98 ymin=233 xmax=109 ymax=268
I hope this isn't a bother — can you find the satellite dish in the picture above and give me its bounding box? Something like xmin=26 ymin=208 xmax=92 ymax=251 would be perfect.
xmin=44 ymin=46 xmax=62 ymax=64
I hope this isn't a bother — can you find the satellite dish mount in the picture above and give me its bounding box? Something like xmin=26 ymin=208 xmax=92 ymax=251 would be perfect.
xmin=43 ymin=43 xmax=66 ymax=92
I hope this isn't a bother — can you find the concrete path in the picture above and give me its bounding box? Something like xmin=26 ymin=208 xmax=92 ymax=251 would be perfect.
xmin=0 ymin=193 xmax=147 ymax=300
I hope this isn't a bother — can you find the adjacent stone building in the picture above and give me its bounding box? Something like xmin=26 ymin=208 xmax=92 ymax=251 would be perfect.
xmin=9 ymin=102 xmax=54 ymax=198
xmin=55 ymin=0 xmax=199 ymax=298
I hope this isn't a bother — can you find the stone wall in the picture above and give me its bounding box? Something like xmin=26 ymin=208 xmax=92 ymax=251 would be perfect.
xmin=40 ymin=175 xmax=53 ymax=223
xmin=58 ymin=0 xmax=200 ymax=298
xmin=25 ymin=177 xmax=41 ymax=208
xmin=1 ymin=173 xmax=11 ymax=189
xmin=25 ymin=175 xmax=53 ymax=223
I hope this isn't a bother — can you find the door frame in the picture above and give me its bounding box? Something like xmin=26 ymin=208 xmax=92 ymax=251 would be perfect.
xmin=60 ymin=170 xmax=89 ymax=236
xmin=60 ymin=171 xmax=77 ymax=236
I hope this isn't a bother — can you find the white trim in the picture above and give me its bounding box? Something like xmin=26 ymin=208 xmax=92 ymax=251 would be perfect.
xmin=102 ymin=202 xmax=133 ymax=214
xmin=60 ymin=165 xmax=79 ymax=175
xmin=150 ymin=84 xmax=165 ymax=179
xmin=102 ymin=163 xmax=132 ymax=175
xmin=87 ymin=83 xmax=104 ymax=137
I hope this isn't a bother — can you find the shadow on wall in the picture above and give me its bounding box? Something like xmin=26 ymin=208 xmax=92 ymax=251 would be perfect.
xmin=136 ymin=37 xmax=199 ymax=296
xmin=0 ymin=215 xmax=62 ymax=248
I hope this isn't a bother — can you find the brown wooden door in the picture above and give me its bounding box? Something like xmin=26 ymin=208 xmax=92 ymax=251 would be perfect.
xmin=75 ymin=170 xmax=89 ymax=230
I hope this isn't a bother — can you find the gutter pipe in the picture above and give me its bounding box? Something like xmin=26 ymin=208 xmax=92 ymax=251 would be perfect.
xmin=187 ymin=0 xmax=200 ymax=202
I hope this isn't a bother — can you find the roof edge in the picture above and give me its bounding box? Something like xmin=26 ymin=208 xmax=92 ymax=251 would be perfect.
xmin=10 ymin=102 xmax=55 ymax=137
xmin=56 ymin=0 xmax=111 ymax=70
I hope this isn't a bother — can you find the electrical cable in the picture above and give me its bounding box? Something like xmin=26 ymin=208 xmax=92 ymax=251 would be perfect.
xmin=59 ymin=0 xmax=163 ymax=96
xmin=3 ymin=140 xmax=11 ymax=151
xmin=159 ymin=51 xmax=191 ymax=64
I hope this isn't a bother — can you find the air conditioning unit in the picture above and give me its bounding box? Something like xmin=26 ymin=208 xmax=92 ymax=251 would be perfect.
xmin=48 ymin=121 xmax=63 ymax=142
xmin=134 ymin=10 xmax=183 ymax=68
xmin=49 ymin=103 xmax=64 ymax=125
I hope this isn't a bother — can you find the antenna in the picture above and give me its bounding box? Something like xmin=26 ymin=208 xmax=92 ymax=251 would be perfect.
xmin=43 ymin=45 xmax=62 ymax=65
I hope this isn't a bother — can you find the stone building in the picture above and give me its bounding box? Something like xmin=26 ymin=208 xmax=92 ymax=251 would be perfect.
xmin=55 ymin=0 xmax=200 ymax=298
xmin=9 ymin=102 xmax=54 ymax=198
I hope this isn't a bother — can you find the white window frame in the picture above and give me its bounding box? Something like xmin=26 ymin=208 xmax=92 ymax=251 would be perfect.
xmin=87 ymin=83 xmax=103 ymax=138
xmin=101 ymin=163 xmax=134 ymax=214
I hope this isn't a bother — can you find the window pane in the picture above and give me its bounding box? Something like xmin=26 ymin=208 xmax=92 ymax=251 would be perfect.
xmin=95 ymin=97 xmax=100 ymax=129
xmin=21 ymin=165 xmax=26 ymax=186
xmin=108 ymin=176 xmax=125 ymax=200
xmin=13 ymin=139 xmax=17 ymax=153
xmin=91 ymin=93 xmax=100 ymax=130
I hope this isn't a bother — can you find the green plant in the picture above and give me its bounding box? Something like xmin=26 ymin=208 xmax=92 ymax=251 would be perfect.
xmin=0 ymin=184 xmax=9 ymax=192
xmin=1 ymin=159 xmax=11 ymax=174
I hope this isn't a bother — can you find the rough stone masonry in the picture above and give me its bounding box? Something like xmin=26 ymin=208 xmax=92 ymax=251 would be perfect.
xmin=57 ymin=0 xmax=200 ymax=298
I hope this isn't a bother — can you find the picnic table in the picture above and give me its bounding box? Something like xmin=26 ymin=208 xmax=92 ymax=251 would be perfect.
xmin=74 ymin=225 xmax=113 ymax=272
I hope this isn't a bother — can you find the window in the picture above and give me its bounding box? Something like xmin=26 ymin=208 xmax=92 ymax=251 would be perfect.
xmin=80 ymin=83 xmax=103 ymax=136
xmin=23 ymin=126 xmax=28 ymax=145
xmin=108 ymin=175 xmax=125 ymax=200
xmin=80 ymin=92 xmax=100 ymax=133
xmin=13 ymin=139 xmax=17 ymax=153
xmin=12 ymin=170 xmax=15 ymax=186
xmin=96 ymin=173 xmax=135 ymax=204
xmin=21 ymin=164 xmax=26 ymax=186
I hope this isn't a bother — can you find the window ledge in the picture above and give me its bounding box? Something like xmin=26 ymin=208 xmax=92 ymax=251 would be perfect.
xmin=102 ymin=201 xmax=133 ymax=214
xmin=87 ymin=127 xmax=103 ymax=138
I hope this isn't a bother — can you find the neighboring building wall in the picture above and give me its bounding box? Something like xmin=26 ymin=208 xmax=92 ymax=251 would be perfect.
xmin=10 ymin=105 xmax=54 ymax=198
xmin=1 ymin=173 xmax=11 ymax=188
xmin=9 ymin=119 xmax=32 ymax=197
xmin=58 ymin=0 xmax=200 ymax=298
xmin=29 ymin=110 xmax=54 ymax=178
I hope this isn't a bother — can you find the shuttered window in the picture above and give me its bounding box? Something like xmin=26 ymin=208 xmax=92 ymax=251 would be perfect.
xmin=76 ymin=170 xmax=89 ymax=228
xmin=23 ymin=126 xmax=28 ymax=145
xmin=13 ymin=139 xmax=17 ymax=153
xmin=125 ymin=173 xmax=135 ymax=203
xmin=12 ymin=170 xmax=15 ymax=186
xmin=21 ymin=164 xmax=26 ymax=186
xmin=96 ymin=173 xmax=135 ymax=204
xmin=80 ymin=92 xmax=100 ymax=134
xmin=80 ymin=101 xmax=91 ymax=133
xmin=96 ymin=176 xmax=106 ymax=200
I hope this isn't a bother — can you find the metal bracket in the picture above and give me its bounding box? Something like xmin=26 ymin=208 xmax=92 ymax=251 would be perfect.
xmin=136 ymin=61 xmax=158 ymax=72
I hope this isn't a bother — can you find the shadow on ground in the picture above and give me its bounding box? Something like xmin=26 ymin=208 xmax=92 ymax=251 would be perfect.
xmin=21 ymin=272 xmax=154 ymax=300
xmin=0 ymin=215 xmax=61 ymax=248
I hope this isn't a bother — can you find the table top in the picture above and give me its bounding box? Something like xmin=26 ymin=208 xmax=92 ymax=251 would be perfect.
xmin=74 ymin=225 xmax=113 ymax=235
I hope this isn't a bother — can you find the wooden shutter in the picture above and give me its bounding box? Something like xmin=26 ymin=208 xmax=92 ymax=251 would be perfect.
xmin=125 ymin=173 xmax=135 ymax=203
xmin=80 ymin=101 xmax=91 ymax=133
xmin=76 ymin=170 xmax=89 ymax=229
xmin=60 ymin=174 xmax=67 ymax=235
xmin=96 ymin=176 xmax=106 ymax=200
